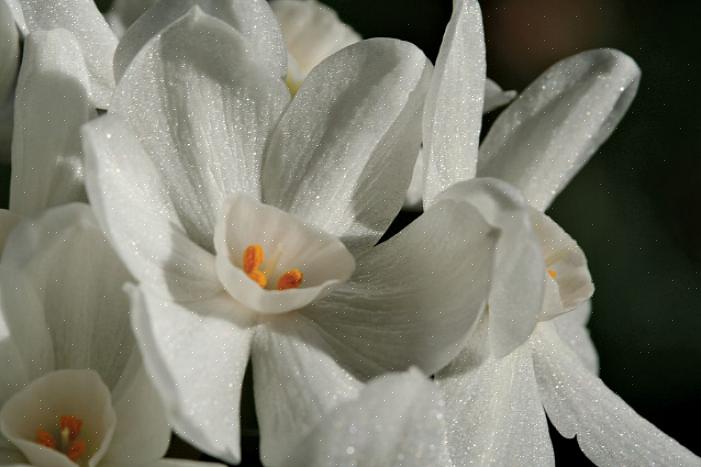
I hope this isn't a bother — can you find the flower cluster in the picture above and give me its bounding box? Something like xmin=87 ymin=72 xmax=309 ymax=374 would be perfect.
xmin=0 ymin=0 xmax=697 ymax=466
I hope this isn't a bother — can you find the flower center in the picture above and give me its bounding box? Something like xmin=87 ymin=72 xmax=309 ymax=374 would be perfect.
xmin=241 ymin=244 xmax=304 ymax=290
xmin=35 ymin=415 xmax=87 ymax=462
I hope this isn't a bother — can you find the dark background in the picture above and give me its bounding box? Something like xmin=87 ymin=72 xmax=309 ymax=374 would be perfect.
xmin=8 ymin=0 xmax=697 ymax=465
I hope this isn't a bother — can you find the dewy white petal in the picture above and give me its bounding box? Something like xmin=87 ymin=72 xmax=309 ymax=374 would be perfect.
xmin=437 ymin=338 xmax=554 ymax=467
xmin=532 ymin=322 xmax=700 ymax=466
xmin=252 ymin=314 xmax=362 ymax=466
xmin=214 ymin=194 xmax=355 ymax=314
xmin=0 ymin=369 xmax=117 ymax=467
xmin=303 ymin=197 xmax=497 ymax=378
xmin=111 ymin=7 xmax=290 ymax=250
xmin=10 ymin=29 xmax=93 ymax=217
xmin=530 ymin=209 xmax=594 ymax=321
xmin=422 ymin=0 xmax=486 ymax=207
xmin=271 ymin=0 xmax=360 ymax=88
xmin=82 ymin=115 xmax=222 ymax=302
xmin=114 ymin=0 xmax=287 ymax=81
xmin=263 ymin=38 xmax=432 ymax=254
xmin=0 ymin=0 xmax=19 ymax=104
xmin=436 ymin=178 xmax=544 ymax=357
xmin=9 ymin=0 xmax=117 ymax=108
xmin=478 ymin=49 xmax=641 ymax=211
xmin=105 ymin=0 xmax=157 ymax=37
xmin=285 ymin=368 xmax=452 ymax=467
xmin=0 ymin=209 xmax=20 ymax=253
xmin=127 ymin=286 xmax=254 ymax=465
xmin=553 ymin=300 xmax=599 ymax=374
xmin=2 ymin=204 xmax=133 ymax=389
xmin=483 ymin=78 xmax=517 ymax=113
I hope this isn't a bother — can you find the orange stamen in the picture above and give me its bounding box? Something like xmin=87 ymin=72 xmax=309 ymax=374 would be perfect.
xmin=548 ymin=269 xmax=558 ymax=279
xmin=66 ymin=439 xmax=86 ymax=462
xmin=247 ymin=269 xmax=268 ymax=288
xmin=243 ymin=244 xmax=264 ymax=274
xmin=59 ymin=415 xmax=82 ymax=441
xmin=36 ymin=429 xmax=56 ymax=449
xmin=277 ymin=269 xmax=303 ymax=290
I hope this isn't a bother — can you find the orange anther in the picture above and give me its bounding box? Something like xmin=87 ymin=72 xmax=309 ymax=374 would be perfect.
xmin=243 ymin=244 xmax=265 ymax=274
xmin=59 ymin=415 xmax=82 ymax=441
xmin=277 ymin=269 xmax=303 ymax=290
xmin=36 ymin=429 xmax=56 ymax=449
xmin=66 ymin=438 xmax=86 ymax=462
xmin=548 ymin=269 xmax=558 ymax=279
xmin=247 ymin=269 xmax=268 ymax=288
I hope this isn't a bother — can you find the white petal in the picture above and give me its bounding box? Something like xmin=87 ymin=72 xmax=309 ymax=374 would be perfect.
xmin=530 ymin=209 xmax=593 ymax=321
xmin=11 ymin=0 xmax=117 ymax=108
xmin=0 ymin=266 xmax=53 ymax=405
xmin=436 ymin=178 xmax=544 ymax=357
xmin=114 ymin=0 xmax=286 ymax=82
xmin=252 ymin=314 xmax=362 ymax=466
xmin=0 ymin=0 xmax=19 ymax=104
xmin=303 ymin=197 xmax=497 ymax=378
xmin=437 ymin=341 xmax=554 ymax=467
xmin=483 ymin=78 xmax=516 ymax=113
xmin=82 ymin=115 xmax=221 ymax=302
xmin=532 ymin=323 xmax=700 ymax=466
xmin=9 ymin=29 xmax=92 ymax=217
xmin=0 ymin=369 xmax=117 ymax=467
xmin=0 ymin=209 xmax=20 ymax=252
xmin=127 ymin=286 xmax=254 ymax=465
xmin=553 ymin=300 xmax=599 ymax=374
xmin=2 ymin=204 xmax=133 ymax=389
xmin=271 ymin=0 xmax=360 ymax=82
xmin=110 ymin=7 xmax=290 ymax=249
xmin=214 ymin=194 xmax=355 ymax=314
xmin=106 ymin=0 xmax=157 ymax=37
xmin=101 ymin=355 xmax=170 ymax=467
xmin=263 ymin=38 xmax=432 ymax=254
xmin=478 ymin=49 xmax=641 ymax=211
xmin=422 ymin=0 xmax=486 ymax=207
xmin=286 ymin=369 xmax=451 ymax=467
xmin=403 ymin=151 xmax=425 ymax=211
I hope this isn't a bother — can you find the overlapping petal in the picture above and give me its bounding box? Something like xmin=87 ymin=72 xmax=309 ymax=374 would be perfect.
xmin=422 ymin=0 xmax=486 ymax=206
xmin=553 ymin=300 xmax=599 ymax=374
xmin=9 ymin=29 xmax=92 ymax=217
xmin=483 ymin=79 xmax=516 ymax=113
xmin=303 ymin=197 xmax=497 ymax=378
xmin=478 ymin=49 xmax=641 ymax=211
xmin=263 ymin=38 xmax=432 ymax=253
xmin=0 ymin=0 xmax=19 ymax=105
xmin=110 ymin=7 xmax=290 ymax=249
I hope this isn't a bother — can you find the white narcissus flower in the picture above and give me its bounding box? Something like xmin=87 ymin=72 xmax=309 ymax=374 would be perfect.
xmin=0 ymin=204 xmax=223 ymax=467
xmin=422 ymin=0 xmax=699 ymax=465
xmin=83 ymin=6 xmax=501 ymax=465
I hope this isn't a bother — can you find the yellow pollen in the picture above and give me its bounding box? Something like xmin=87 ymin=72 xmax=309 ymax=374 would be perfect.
xmin=36 ymin=428 xmax=56 ymax=449
xmin=277 ymin=269 xmax=304 ymax=291
xmin=243 ymin=244 xmax=264 ymax=274
xmin=548 ymin=269 xmax=558 ymax=279
xmin=35 ymin=415 xmax=86 ymax=462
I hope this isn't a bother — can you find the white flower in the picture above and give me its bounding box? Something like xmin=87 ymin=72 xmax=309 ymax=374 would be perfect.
xmin=0 ymin=204 xmax=220 ymax=467
xmin=83 ymin=6 xmax=501 ymax=465
xmin=422 ymin=0 xmax=699 ymax=465
xmin=105 ymin=0 xmax=157 ymax=37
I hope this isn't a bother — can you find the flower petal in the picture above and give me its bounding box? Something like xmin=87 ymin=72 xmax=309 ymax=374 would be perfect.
xmin=82 ymin=115 xmax=221 ymax=302
xmin=553 ymin=300 xmax=599 ymax=374
xmin=0 ymin=0 xmax=19 ymax=104
xmin=436 ymin=178 xmax=544 ymax=357
xmin=437 ymin=339 xmax=554 ymax=467
xmin=9 ymin=0 xmax=117 ymax=108
xmin=483 ymin=78 xmax=516 ymax=113
xmin=262 ymin=38 xmax=432 ymax=254
xmin=127 ymin=286 xmax=254 ymax=465
xmin=9 ymin=29 xmax=92 ymax=217
xmin=286 ymin=368 xmax=451 ymax=467
xmin=252 ymin=314 xmax=362 ymax=466
xmin=302 ymin=197 xmax=497 ymax=378
xmin=105 ymin=0 xmax=156 ymax=37
xmin=271 ymin=0 xmax=360 ymax=82
xmin=532 ymin=322 xmax=699 ymax=466
xmin=2 ymin=204 xmax=133 ymax=389
xmin=478 ymin=49 xmax=641 ymax=211
xmin=110 ymin=7 xmax=290 ymax=249
xmin=101 ymin=355 xmax=170 ymax=467
xmin=0 ymin=210 xmax=20 ymax=252
xmin=422 ymin=0 xmax=486 ymax=207
xmin=114 ymin=0 xmax=286 ymax=82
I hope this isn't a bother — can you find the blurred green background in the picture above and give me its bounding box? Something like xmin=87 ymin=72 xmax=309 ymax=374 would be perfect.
xmin=6 ymin=0 xmax=698 ymax=465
